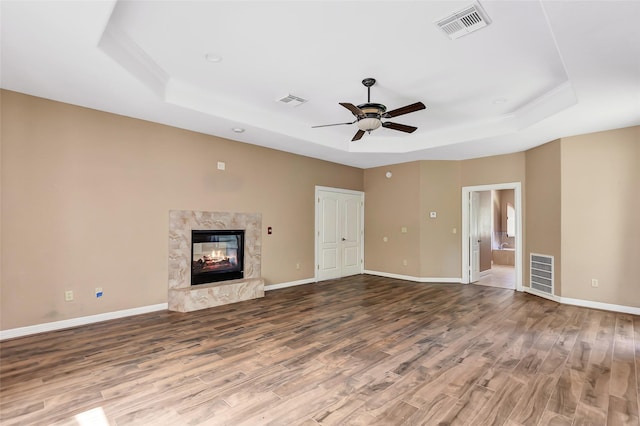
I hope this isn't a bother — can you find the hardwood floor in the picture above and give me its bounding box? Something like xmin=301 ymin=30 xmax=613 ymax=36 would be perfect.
xmin=1 ymin=275 xmax=638 ymax=425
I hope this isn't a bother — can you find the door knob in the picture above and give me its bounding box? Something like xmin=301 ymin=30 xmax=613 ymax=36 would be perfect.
xmin=341 ymin=238 xmax=346 ymax=241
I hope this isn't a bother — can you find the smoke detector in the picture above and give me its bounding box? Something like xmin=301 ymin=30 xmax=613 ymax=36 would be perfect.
xmin=435 ymin=3 xmax=491 ymax=40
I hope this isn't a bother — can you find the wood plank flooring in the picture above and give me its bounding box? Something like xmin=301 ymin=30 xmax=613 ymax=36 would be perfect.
xmin=1 ymin=274 xmax=638 ymax=425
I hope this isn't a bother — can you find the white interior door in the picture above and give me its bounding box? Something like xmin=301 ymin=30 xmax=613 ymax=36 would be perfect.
xmin=318 ymin=194 xmax=340 ymax=280
xmin=340 ymin=196 xmax=362 ymax=277
xmin=470 ymin=191 xmax=481 ymax=283
xmin=317 ymin=189 xmax=363 ymax=281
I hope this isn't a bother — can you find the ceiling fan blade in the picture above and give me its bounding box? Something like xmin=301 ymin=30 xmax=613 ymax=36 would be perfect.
xmin=351 ymin=129 xmax=366 ymax=141
xmin=312 ymin=120 xmax=356 ymax=128
xmin=340 ymin=102 xmax=364 ymax=117
xmin=382 ymin=122 xmax=418 ymax=133
xmin=383 ymin=102 xmax=426 ymax=118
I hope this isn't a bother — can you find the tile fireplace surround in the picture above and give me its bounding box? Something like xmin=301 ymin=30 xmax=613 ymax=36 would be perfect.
xmin=168 ymin=210 xmax=264 ymax=312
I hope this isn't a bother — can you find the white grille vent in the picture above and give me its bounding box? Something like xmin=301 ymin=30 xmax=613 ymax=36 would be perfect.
xmin=276 ymin=94 xmax=307 ymax=107
xmin=435 ymin=3 xmax=491 ymax=40
xmin=530 ymin=254 xmax=554 ymax=295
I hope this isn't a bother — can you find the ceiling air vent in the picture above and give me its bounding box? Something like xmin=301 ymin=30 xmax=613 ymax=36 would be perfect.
xmin=276 ymin=94 xmax=308 ymax=107
xmin=435 ymin=3 xmax=491 ymax=40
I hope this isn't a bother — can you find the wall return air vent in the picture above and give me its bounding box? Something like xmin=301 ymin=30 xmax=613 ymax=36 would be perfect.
xmin=435 ymin=3 xmax=492 ymax=39
xmin=530 ymin=253 xmax=554 ymax=296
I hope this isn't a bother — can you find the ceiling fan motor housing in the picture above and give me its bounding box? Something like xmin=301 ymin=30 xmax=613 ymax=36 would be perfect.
xmin=355 ymin=103 xmax=386 ymax=131
xmin=356 ymin=103 xmax=387 ymax=117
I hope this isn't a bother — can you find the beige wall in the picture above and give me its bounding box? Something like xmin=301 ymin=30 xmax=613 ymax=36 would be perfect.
xmin=363 ymin=160 xmax=463 ymax=279
xmin=1 ymin=90 xmax=363 ymax=329
xmin=560 ymin=127 xmax=639 ymax=307
xmin=364 ymin=162 xmax=421 ymax=276
xmin=419 ymin=161 xmax=462 ymax=278
xmin=461 ymin=152 xmax=526 ymax=187
xmin=525 ymin=140 xmax=562 ymax=294
xmin=365 ymin=156 xmax=524 ymax=280
xmin=3 ymin=89 xmax=637 ymax=331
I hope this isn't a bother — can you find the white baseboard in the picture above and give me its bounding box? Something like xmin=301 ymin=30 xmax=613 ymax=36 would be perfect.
xmin=6 ymin=285 xmax=636 ymax=341
xmin=1 ymin=277 xmax=329 ymax=340
xmin=264 ymin=273 xmax=464 ymax=291
xmin=364 ymin=270 xmax=462 ymax=283
xmin=0 ymin=303 xmax=168 ymax=341
xmin=264 ymin=278 xmax=315 ymax=291
xmin=524 ymin=287 xmax=640 ymax=315
xmin=559 ymin=296 xmax=640 ymax=315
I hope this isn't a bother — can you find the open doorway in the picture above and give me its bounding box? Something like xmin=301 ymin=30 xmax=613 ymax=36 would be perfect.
xmin=477 ymin=189 xmax=517 ymax=289
xmin=462 ymin=182 xmax=523 ymax=291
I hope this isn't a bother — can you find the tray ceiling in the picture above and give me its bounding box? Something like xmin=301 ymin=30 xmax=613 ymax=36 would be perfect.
xmin=2 ymin=1 xmax=639 ymax=168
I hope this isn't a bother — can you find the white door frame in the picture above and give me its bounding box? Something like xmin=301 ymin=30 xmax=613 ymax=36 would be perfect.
xmin=461 ymin=182 xmax=523 ymax=291
xmin=470 ymin=191 xmax=481 ymax=283
xmin=315 ymin=186 xmax=365 ymax=282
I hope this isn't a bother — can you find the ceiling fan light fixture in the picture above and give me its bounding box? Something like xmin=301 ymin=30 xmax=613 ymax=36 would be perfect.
xmin=357 ymin=117 xmax=382 ymax=131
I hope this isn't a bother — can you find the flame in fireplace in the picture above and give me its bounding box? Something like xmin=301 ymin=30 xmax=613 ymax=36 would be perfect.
xmin=210 ymin=250 xmax=227 ymax=262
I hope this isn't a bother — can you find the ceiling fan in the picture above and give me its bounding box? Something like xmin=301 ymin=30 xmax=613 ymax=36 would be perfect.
xmin=312 ymin=78 xmax=426 ymax=141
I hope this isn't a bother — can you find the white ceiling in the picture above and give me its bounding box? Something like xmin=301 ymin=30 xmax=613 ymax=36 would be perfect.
xmin=2 ymin=1 xmax=639 ymax=168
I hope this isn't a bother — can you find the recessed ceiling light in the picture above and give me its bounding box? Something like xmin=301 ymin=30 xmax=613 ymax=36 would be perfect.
xmin=204 ymin=53 xmax=222 ymax=63
xmin=232 ymin=127 xmax=245 ymax=133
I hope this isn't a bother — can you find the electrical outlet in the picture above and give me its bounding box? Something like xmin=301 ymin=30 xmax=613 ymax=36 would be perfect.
xmin=95 ymin=287 xmax=103 ymax=298
xmin=402 ymin=259 xmax=408 ymax=266
xmin=295 ymin=263 xmax=300 ymax=270
xmin=591 ymin=279 xmax=599 ymax=288
xmin=65 ymin=290 xmax=74 ymax=302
